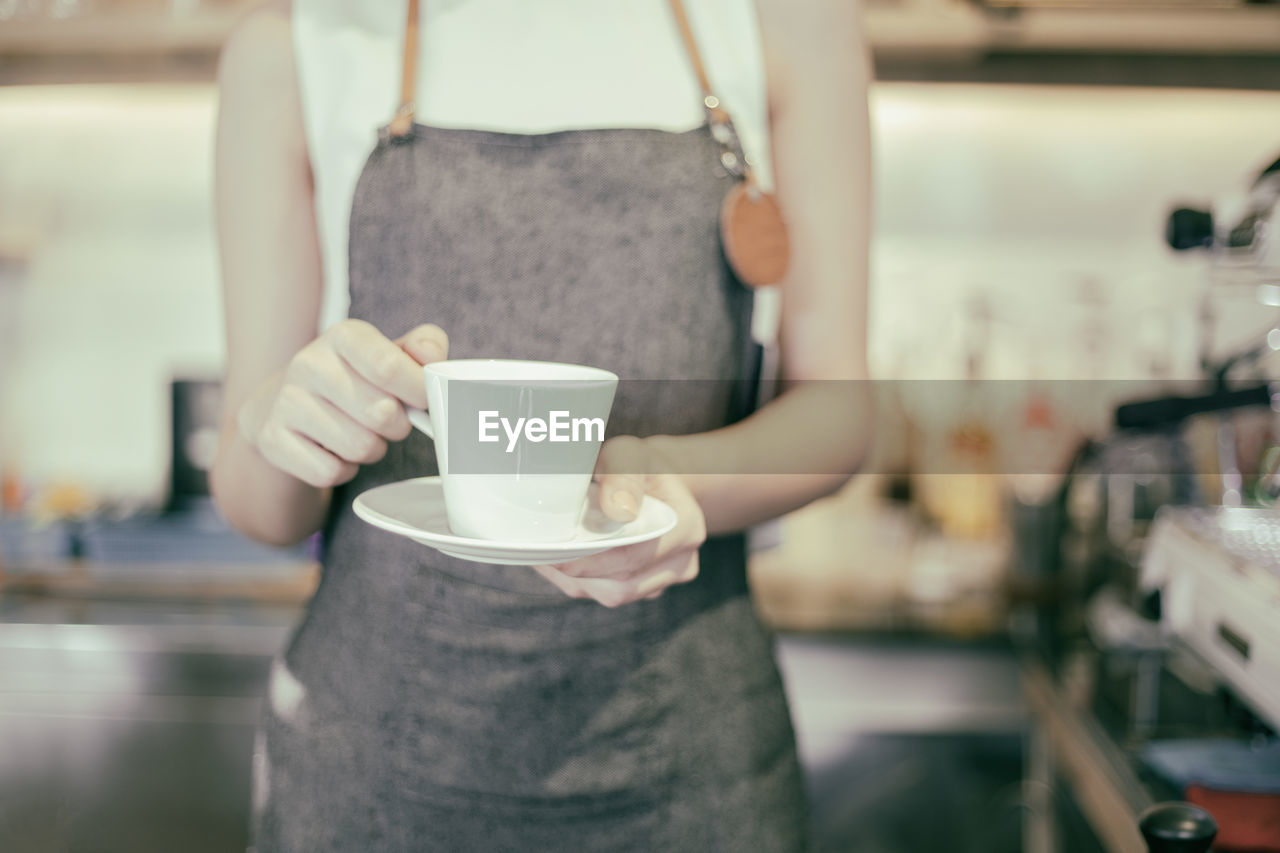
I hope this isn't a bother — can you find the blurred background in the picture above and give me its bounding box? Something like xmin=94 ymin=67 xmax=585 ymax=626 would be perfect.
xmin=3 ymin=1 xmax=1280 ymax=851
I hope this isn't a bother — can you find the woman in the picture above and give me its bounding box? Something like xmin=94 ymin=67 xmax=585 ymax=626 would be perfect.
xmin=212 ymin=0 xmax=871 ymax=848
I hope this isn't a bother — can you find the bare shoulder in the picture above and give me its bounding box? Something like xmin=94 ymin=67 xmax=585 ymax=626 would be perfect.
xmin=217 ymin=0 xmax=306 ymax=158
xmin=751 ymin=0 xmax=869 ymax=121
xmin=218 ymin=0 xmax=299 ymax=115
xmin=754 ymin=0 xmax=863 ymax=50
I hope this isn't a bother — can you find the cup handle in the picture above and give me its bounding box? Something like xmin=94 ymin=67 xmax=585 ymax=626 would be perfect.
xmin=406 ymin=407 xmax=434 ymax=439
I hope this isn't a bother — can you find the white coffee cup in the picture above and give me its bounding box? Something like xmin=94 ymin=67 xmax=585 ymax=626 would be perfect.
xmin=406 ymin=359 xmax=619 ymax=542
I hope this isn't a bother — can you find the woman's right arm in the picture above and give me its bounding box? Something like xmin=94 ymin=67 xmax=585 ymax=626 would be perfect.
xmin=211 ymin=1 xmax=446 ymax=546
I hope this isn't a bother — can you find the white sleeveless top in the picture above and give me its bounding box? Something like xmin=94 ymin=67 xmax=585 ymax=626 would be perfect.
xmin=291 ymin=0 xmax=775 ymax=331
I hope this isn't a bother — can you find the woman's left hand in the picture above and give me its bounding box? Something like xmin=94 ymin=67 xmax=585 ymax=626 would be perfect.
xmin=533 ymin=436 xmax=706 ymax=608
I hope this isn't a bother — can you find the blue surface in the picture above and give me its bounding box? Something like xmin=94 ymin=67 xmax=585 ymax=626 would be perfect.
xmin=1143 ymin=738 xmax=1280 ymax=795
xmin=79 ymin=502 xmax=311 ymax=565
xmin=0 ymin=517 xmax=75 ymax=564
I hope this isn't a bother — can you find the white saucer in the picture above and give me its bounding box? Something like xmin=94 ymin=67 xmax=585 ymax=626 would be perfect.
xmin=352 ymin=477 xmax=678 ymax=565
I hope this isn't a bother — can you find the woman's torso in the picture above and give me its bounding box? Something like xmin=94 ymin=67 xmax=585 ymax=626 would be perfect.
xmin=251 ymin=3 xmax=806 ymax=849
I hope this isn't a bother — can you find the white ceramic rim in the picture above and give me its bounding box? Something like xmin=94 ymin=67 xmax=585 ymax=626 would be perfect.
xmin=423 ymin=358 xmax=617 ymax=385
xmin=352 ymin=476 xmax=677 ymax=551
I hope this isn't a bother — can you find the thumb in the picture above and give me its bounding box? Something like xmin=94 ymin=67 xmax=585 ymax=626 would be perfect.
xmin=594 ymin=436 xmax=647 ymax=523
xmin=395 ymin=324 xmax=449 ymax=366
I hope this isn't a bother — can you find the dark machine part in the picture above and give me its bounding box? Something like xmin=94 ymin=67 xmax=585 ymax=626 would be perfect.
xmin=1114 ymin=383 xmax=1273 ymax=431
xmin=169 ymin=379 xmax=223 ymax=512
xmin=1139 ymin=801 xmax=1218 ymax=853
xmin=1166 ymin=207 xmax=1215 ymax=252
xmin=1166 ymin=152 xmax=1280 ymax=261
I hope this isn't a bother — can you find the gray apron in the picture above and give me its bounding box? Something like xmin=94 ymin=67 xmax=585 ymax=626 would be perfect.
xmin=249 ymin=109 xmax=807 ymax=852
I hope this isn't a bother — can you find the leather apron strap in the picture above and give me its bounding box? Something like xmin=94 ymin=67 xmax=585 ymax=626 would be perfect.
xmin=384 ymin=0 xmax=789 ymax=289
xmin=388 ymin=0 xmax=421 ymax=138
xmin=387 ymin=0 xmax=751 ymax=180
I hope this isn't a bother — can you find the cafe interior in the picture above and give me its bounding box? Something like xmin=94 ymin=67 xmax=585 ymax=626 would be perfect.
xmin=2 ymin=1 xmax=1280 ymax=851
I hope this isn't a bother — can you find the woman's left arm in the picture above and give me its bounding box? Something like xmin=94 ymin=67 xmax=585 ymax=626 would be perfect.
xmin=644 ymin=0 xmax=875 ymax=534
xmin=533 ymin=1 xmax=874 ymax=606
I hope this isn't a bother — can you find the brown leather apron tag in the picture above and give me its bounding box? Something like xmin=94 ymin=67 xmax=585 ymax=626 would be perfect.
xmin=720 ymin=182 xmax=790 ymax=288
xmin=666 ymin=0 xmax=790 ymax=289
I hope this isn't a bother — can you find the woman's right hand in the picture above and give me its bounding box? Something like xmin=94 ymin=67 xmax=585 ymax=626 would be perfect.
xmin=238 ymin=319 xmax=448 ymax=488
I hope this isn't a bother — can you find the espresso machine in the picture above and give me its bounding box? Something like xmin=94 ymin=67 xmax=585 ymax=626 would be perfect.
xmin=1029 ymin=154 xmax=1280 ymax=853
xmin=1132 ymin=153 xmax=1280 ymax=739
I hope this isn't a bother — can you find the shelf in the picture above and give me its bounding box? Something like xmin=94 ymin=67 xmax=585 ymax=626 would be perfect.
xmin=0 ymin=560 xmax=319 ymax=604
xmin=867 ymin=4 xmax=1280 ymax=56
xmin=0 ymin=1 xmax=252 ymax=83
xmin=0 ymin=9 xmax=246 ymax=55
xmin=1 ymin=3 xmax=1277 ymax=86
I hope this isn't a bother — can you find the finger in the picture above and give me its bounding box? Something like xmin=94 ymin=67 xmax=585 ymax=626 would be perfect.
xmin=634 ymin=567 xmax=681 ymax=599
xmin=567 ymin=551 xmax=694 ymax=607
xmin=258 ymin=422 xmax=358 ymax=488
xmin=328 ymin=319 xmax=429 ymax=408
xmin=556 ymin=475 xmax=704 ymax=580
xmin=277 ymin=385 xmax=387 ymax=464
xmin=536 ymin=564 xmax=642 ymax=608
xmin=532 ymin=564 xmax=590 ymax=599
xmin=559 ymin=575 xmax=636 ymax=608
xmin=554 ymin=538 xmax=661 ymax=580
xmin=291 ymin=346 xmax=410 ymax=440
xmin=395 ymin=324 xmax=449 ymax=366
xmin=594 ymin=436 xmax=648 ymax=522
xmin=635 ymin=552 xmax=699 ymax=597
